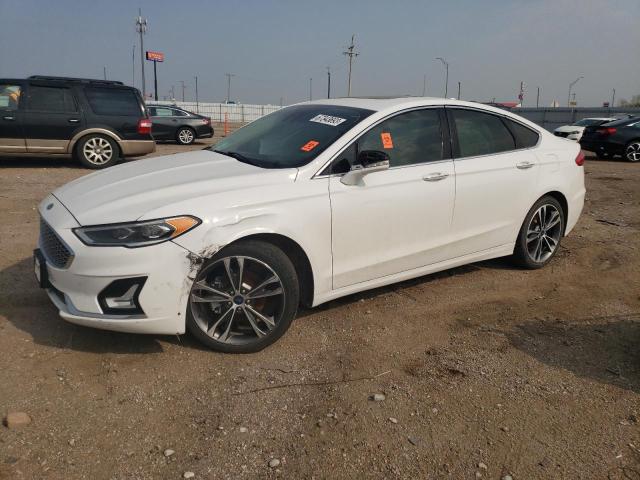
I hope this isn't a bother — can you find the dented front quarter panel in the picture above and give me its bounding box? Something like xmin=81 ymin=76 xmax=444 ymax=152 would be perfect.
xmin=168 ymin=175 xmax=333 ymax=309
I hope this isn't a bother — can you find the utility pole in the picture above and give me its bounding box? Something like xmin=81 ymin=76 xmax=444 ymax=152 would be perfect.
xmin=457 ymin=81 xmax=461 ymax=100
xmin=536 ymin=86 xmax=540 ymax=108
xmin=170 ymin=85 xmax=175 ymax=101
xmin=422 ymin=75 xmax=426 ymax=96
xmin=103 ymin=66 xmax=107 ymax=80
xmin=194 ymin=76 xmax=199 ymax=113
xmin=611 ymin=88 xmax=616 ymax=107
xmin=225 ymin=73 xmax=235 ymax=103
xmin=327 ymin=66 xmax=331 ymax=99
xmin=567 ymin=76 xmax=583 ymax=107
xmin=135 ymin=9 xmax=148 ymax=98
xmin=179 ymin=80 xmax=186 ymax=102
xmin=279 ymin=97 xmax=284 ymax=107
xmin=309 ymin=77 xmax=312 ymax=101
xmin=132 ymin=45 xmax=136 ymax=87
xmin=436 ymin=57 xmax=449 ymax=97
xmin=343 ymin=35 xmax=359 ymax=97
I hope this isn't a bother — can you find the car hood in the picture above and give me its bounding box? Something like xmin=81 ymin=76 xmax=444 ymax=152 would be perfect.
xmin=555 ymin=125 xmax=585 ymax=133
xmin=53 ymin=150 xmax=298 ymax=225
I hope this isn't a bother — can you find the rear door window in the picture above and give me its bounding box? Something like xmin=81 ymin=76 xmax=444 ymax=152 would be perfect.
xmin=150 ymin=107 xmax=174 ymax=117
xmin=26 ymin=85 xmax=77 ymax=112
xmin=451 ymin=109 xmax=515 ymax=158
xmin=0 ymin=84 xmax=22 ymax=110
xmin=85 ymin=88 xmax=142 ymax=116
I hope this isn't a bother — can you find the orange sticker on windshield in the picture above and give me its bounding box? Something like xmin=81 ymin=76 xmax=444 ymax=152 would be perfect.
xmin=301 ymin=140 xmax=320 ymax=152
xmin=381 ymin=132 xmax=393 ymax=149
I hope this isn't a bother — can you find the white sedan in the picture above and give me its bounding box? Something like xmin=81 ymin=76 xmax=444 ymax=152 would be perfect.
xmin=36 ymin=98 xmax=585 ymax=353
xmin=554 ymin=117 xmax=616 ymax=141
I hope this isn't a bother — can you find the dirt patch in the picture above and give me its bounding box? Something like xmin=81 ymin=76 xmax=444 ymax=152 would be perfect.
xmin=1 ymin=150 xmax=639 ymax=479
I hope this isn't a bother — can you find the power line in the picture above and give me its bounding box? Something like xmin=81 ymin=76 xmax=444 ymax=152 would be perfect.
xmin=343 ymin=35 xmax=359 ymax=97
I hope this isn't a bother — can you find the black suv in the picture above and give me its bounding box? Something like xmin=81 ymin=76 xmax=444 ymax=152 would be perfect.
xmin=0 ymin=76 xmax=155 ymax=168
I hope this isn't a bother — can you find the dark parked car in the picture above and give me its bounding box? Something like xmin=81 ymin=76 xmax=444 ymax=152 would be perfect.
xmin=0 ymin=76 xmax=154 ymax=169
xmin=147 ymin=105 xmax=213 ymax=145
xmin=580 ymin=116 xmax=640 ymax=162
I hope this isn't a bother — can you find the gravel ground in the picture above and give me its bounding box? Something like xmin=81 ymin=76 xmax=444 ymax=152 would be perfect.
xmin=0 ymin=141 xmax=639 ymax=480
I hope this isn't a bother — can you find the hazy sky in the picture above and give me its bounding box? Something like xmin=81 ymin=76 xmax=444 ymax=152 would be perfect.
xmin=1 ymin=0 xmax=638 ymax=106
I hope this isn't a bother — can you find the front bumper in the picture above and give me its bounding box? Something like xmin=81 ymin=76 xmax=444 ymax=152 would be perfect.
xmin=37 ymin=195 xmax=195 ymax=334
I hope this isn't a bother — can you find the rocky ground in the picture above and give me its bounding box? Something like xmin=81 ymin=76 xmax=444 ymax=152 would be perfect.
xmin=0 ymin=139 xmax=638 ymax=479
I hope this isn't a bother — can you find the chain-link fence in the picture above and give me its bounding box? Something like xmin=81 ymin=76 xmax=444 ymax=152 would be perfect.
xmin=149 ymin=101 xmax=282 ymax=123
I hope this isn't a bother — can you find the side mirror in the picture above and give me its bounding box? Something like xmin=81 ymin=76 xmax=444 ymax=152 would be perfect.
xmin=340 ymin=150 xmax=390 ymax=186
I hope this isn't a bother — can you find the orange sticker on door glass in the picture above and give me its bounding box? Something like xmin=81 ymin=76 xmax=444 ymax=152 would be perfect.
xmin=381 ymin=132 xmax=393 ymax=149
xmin=301 ymin=140 xmax=320 ymax=152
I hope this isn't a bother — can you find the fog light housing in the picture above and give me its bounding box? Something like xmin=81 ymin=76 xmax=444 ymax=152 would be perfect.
xmin=98 ymin=277 xmax=147 ymax=315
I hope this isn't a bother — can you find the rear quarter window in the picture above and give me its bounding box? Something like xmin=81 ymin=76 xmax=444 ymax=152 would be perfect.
xmin=84 ymin=88 xmax=142 ymax=116
xmin=503 ymin=118 xmax=539 ymax=148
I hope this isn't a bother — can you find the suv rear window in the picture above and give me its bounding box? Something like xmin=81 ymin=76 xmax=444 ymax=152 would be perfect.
xmin=85 ymin=87 xmax=142 ymax=116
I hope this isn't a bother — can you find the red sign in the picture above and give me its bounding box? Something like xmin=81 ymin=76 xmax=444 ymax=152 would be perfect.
xmin=146 ymin=51 xmax=164 ymax=62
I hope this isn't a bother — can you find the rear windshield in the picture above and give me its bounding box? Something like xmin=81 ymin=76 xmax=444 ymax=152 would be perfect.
xmin=573 ymin=118 xmax=608 ymax=127
xmin=84 ymin=87 xmax=142 ymax=116
xmin=602 ymin=117 xmax=640 ymax=127
xmin=210 ymin=104 xmax=374 ymax=168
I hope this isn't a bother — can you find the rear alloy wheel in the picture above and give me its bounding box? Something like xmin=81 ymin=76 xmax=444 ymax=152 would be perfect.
xmin=76 ymin=134 xmax=119 ymax=169
xmin=186 ymin=241 xmax=299 ymax=353
xmin=176 ymin=127 xmax=195 ymax=145
xmin=512 ymin=196 xmax=564 ymax=269
xmin=625 ymin=141 xmax=640 ymax=162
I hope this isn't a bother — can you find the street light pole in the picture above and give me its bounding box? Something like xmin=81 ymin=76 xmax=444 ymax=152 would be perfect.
xmin=567 ymin=76 xmax=583 ymax=107
xmin=457 ymin=81 xmax=461 ymax=100
xmin=611 ymin=88 xmax=616 ymax=107
xmin=194 ymin=76 xmax=199 ymax=113
xmin=135 ymin=9 xmax=148 ymax=98
xmin=327 ymin=67 xmax=331 ymax=99
xmin=225 ymin=73 xmax=235 ymax=103
xmin=436 ymin=57 xmax=449 ymax=98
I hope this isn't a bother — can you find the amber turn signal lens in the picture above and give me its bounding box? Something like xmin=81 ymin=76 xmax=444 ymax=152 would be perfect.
xmin=166 ymin=216 xmax=200 ymax=237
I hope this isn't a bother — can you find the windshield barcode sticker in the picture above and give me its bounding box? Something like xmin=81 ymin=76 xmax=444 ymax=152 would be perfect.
xmin=310 ymin=114 xmax=347 ymax=127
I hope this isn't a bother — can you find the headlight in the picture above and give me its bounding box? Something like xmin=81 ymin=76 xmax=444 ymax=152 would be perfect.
xmin=74 ymin=216 xmax=200 ymax=247
xmin=569 ymin=131 xmax=580 ymax=135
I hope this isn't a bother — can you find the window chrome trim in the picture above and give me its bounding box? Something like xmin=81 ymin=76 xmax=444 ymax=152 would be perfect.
xmin=312 ymin=105 xmax=447 ymax=179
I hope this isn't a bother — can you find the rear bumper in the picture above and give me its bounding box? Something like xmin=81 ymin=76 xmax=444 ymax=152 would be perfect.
xmin=579 ymin=140 xmax=624 ymax=155
xmin=120 ymin=140 xmax=156 ymax=157
xmin=196 ymin=126 xmax=214 ymax=139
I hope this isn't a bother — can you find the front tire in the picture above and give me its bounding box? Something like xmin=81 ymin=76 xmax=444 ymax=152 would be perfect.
xmin=186 ymin=241 xmax=299 ymax=353
xmin=176 ymin=127 xmax=196 ymax=145
xmin=75 ymin=134 xmax=119 ymax=169
xmin=512 ymin=196 xmax=565 ymax=269
xmin=624 ymin=140 xmax=640 ymax=162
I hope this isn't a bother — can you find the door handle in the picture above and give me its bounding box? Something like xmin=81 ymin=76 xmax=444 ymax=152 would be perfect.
xmin=2 ymin=116 xmax=15 ymax=121
xmin=423 ymin=172 xmax=449 ymax=182
xmin=68 ymin=118 xmax=80 ymax=123
xmin=516 ymin=161 xmax=534 ymax=169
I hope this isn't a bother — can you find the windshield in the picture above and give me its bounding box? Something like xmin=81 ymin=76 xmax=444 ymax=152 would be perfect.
xmin=572 ymin=118 xmax=607 ymax=127
xmin=210 ymin=104 xmax=374 ymax=168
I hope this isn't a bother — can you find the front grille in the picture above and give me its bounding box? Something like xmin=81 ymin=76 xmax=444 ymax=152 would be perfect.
xmin=40 ymin=218 xmax=73 ymax=268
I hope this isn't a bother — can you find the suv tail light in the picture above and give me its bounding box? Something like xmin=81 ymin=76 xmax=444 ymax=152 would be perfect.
xmin=137 ymin=118 xmax=152 ymax=135
xmin=596 ymin=127 xmax=616 ymax=135
xmin=575 ymin=151 xmax=585 ymax=166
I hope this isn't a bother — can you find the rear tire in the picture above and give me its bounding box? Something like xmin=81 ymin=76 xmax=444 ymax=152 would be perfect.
xmin=75 ymin=134 xmax=119 ymax=169
xmin=186 ymin=240 xmax=299 ymax=353
xmin=512 ymin=196 xmax=565 ymax=269
xmin=176 ymin=127 xmax=196 ymax=145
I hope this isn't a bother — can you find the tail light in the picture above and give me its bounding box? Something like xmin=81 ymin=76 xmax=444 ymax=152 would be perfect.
xmin=202 ymin=117 xmax=211 ymax=125
xmin=137 ymin=118 xmax=152 ymax=135
xmin=596 ymin=127 xmax=616 ymax=135
xmin=575 ymin=151 xmax=585 ymax=166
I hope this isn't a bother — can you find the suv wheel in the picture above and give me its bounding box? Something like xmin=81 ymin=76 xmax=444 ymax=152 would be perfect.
xmin=186 ymin=241 xmax=299 ymax=353
xmin=512 ymin=196 xmax=565 ymax=269
xmin=76 ymin=134 xmax=119 ymax=169
xmin=176 ymin=127 xmax=195 ymax=145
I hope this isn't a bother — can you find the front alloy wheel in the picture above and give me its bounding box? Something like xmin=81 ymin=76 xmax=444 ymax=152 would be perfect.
xmin=186 ymin=241 xmax=299 ymax=353
xmin=625 ymin=142 xmax=640 ymax=162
